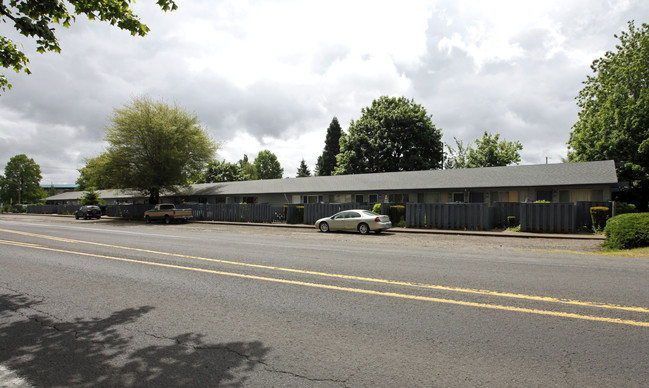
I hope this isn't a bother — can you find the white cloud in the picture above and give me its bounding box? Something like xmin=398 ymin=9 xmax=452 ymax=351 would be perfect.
xmin=1 ymin=0 xmax=648 ymax=184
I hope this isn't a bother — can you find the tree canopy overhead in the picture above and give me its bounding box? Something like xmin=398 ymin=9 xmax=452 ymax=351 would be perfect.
xmin=335 ymin=96 xmax=443 ymax=175
xmin=567 ymin=21 xmax=649 ymax=208
xmin=98 ymin=96 xmax=217 ymax=204
xmin=0 ymin=0 xmax=177 ymax=93
xmin=0 ymin=154 xmax=45 ymax=204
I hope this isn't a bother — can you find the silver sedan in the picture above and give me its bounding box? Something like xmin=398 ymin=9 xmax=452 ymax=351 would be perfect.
xmin=315 ymin=210 xmax=392 ymax=235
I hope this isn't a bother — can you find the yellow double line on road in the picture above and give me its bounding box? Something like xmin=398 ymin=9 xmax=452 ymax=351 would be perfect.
xmin=1 ymin=228 xmax=648 ymax=327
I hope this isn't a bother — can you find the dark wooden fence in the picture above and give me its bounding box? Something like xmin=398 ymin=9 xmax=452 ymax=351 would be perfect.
xmin=23 ymin=201 xmax=612 ymax=233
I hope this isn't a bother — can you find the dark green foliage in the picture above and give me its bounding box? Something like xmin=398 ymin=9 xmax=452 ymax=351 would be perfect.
xmin=568 ymin=21 xmax=649 ymax=210
xmin=336 ymin=96 xmax=443 ymax=174
xmin=198 ymin=160 xmax=244 ymax=183
xmin=507 ymin=216 xmax=518 ymax=228
xmin=389 ymin=205 xmax=405 ymax=225
xmin=603 ymin=213 xmax=649 ymax=249
xmin=0 ymin=154 xmax=46 ymax=204
xmin=238 ymin=155 xmax=257 ymax=180
xmin=590 ymin=206 xmax=610 ymax=231
xmin=0 ymin=0 xmax=177 ymax=92
xmin=296 ymin=159 xmax=311 ymax=177
xmin=80 ymin=188 xmax=103 ymax=205
xmin=615 ymin=202 xmax=637 ymax=215
xmin=315 ymin=117 xmax=342 ymax=176
xmin=254 ymin=150 xmax=283 ymax=180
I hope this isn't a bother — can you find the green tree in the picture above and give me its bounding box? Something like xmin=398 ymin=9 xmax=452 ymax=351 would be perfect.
xmin=315 ymin=117 xmax=342 ymax=176
xmin=444 ymin=137 xmax=469 ymax=169
xmin=80 ymin=187 xmax=103 ymax=205
xmin=0 ymin=0 xmax=177 ymax=93
xmin=238 ymin=154 xmax=257 ymax=180
xmin=567 ymin=21 xmax=649 ymax=209
xmin=254 ymin=150 xmax=283 ymax=180
xmin=296 ymin=159 xmax=311 ymax=177
xmin=0 ymin=154 xmax=46 ymax=203
xmin=101 ymin=96 xmax=217 ymax=204
xmin=76 ymin=153 xmax=114 ymax=191
xmin=198 ymin=160 xmax=244 ymax=183
xmin=335 ymin=96 xmax=443 ymax=175
xmin=464 ymin=131 xmax=522 ymax=168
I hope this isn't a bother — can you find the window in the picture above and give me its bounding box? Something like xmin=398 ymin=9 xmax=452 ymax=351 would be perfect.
xmin=355 ymin=194 xmax=364 ymax=203
xmin=387 ymin=193 xmax=408 ymax=203
xmin=469 ymin=192 xmax=484 ymax=203
xmin=369 ymin=194 xmax=378 ymax=203
xmin=559 ymin=190 xmax=570 ymax=203
xmin=302 ymin=195 xmax=323 ymax=204
xmin=591 ymin=189 xmax=603 ymax=202
xmin=242 ymin=196 xmax=257 ymax=204
xmin=536 ymin=190 xmax=553 ymax=202
xmin=452 ymin=192 xmax=465 ymax=203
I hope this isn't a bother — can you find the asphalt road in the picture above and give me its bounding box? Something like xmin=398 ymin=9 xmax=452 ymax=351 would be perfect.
xmin=0 ymin=215 xmax=648 ymax=387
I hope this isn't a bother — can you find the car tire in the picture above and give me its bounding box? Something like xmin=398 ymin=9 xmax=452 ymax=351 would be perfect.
xmin=358 ymin=223 xmax=370 ymax=235
xmin=164 ymin=215 xmax=171 ymax=224
xmin=145 ymin=215 xmax=151 ymax=224
xmin=75 ymin=213 xmax=79 ymax=220
xmin=319 ymin=222 xmax=330 ymax=233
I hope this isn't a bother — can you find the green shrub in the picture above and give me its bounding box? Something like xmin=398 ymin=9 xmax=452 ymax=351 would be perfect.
xmin=389 ymin=205 xmax=405 ymax=225
xmin=507 ymin=216 xmax=518 ymax=228
xmin=603 ymin=213 xmax=649 ymax=250
xmin=615 ymin=202 xmax=637 ymax=215
xmin=590 ymin=206 xmax=610 ymax=231
xmin=372 ymin=203 xmax=382 ymax=213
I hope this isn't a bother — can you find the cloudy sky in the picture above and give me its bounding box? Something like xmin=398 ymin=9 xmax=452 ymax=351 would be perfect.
xmin=1 ymin=0 xmax=647 ymax=185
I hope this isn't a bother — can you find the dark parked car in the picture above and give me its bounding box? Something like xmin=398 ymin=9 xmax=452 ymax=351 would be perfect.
xmin=75 ymin=205 xmax=102 ymax=220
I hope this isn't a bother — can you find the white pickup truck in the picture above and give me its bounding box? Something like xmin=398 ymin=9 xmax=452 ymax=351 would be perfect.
xmin=144 ymin=203 xmax=193 ymax=224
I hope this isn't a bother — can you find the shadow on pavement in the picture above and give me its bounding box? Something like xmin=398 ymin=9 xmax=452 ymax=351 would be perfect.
xmin=0 ymin=293 xmax=270 ymax=387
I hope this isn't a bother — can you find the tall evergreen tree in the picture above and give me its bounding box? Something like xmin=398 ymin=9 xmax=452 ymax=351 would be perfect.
xmin=296 ymin=159 xmax=311 ymax=177
xmin=315 ymin=117 xmax=342 ymax=176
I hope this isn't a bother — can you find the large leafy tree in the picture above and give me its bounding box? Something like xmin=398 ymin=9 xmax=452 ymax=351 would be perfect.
xmin=238 ymin=154 xmax=257 ymax=180
xmin=198 ymin=160 xmax=244 ymax=183
xmin=446 ymin=131 xmax=522 ymax=168
xmin=315 ymin=117 xmax=342 ymax=176
xmin=100 ymin=96 xmax=217 ymax=204
xmin=0 ymin=0 xmax=177 ymax=93
xmin=0 ymin=154 xmax=46 ymax=203
xmin=76 ymin=153 xmax=114 ymax=191
xmin=335 ymin=96 xmax=443 ymax=175
xmin=254 ymin=150 xmax=283 ymax=180
xmin=567 ymin=21 xmax=649 ymax=208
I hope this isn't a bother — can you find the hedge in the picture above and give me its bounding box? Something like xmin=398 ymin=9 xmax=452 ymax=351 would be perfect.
xmin=603 ymin=213 xmax=649 ymax=250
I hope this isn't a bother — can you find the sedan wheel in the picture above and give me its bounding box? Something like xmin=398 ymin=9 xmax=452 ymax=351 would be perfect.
xmin=358 ymin=223 xmax=370 ymax=235
xmin=319 ymin=222 xmax=330 ymax=233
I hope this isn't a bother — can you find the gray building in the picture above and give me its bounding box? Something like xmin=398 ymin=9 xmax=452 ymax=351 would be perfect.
xmin=46 ymin=160 xmax=619 ymax=206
